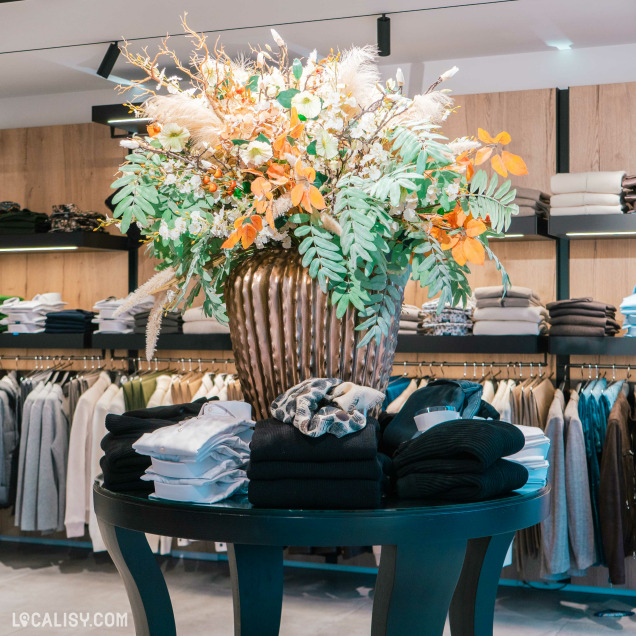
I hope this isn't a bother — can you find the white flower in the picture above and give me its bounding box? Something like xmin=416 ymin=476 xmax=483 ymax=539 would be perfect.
xmin=271 ymin=29 xmax=285 ymax=47
xmin=258 ymin=68 xmax=285 ymax=98
xmin=168 ymin=227 xmax=181 ymax=240
xmin=158 ymin=221 xmax=170 ymax=240
xmin=120 ymin=139 xmax=139 ymax=150
xmin=424 ymin=184 xmax=438 ymax=205
xmin=308 ymin=50 xmax=317 ymax=65
xmin=174 ymin=217 xmax=187 ymax=234
xmin=157 ymin=123 xmax=190 ymax=152
xmin=447 ymin=137 xmax=481 ymax=155
xmin=315 ymin=129 xmax=339 ymax=159
xmin=190 ymin=210 xmax=203 ymax=223
xmin=199 ymin=159 xmax=213 ymax=169
xmin=445 ymin=182 xmax=460 ymax=201
xmin=239 ymin=140 xmax=273 ymax=167
xmin=396 ymin=68 xmax=405 ymax=87
xmin=440 ymin=66 xmax=459 ymax=81
xmin=189 ymin=220 xmax=203 ymax=234
xmin=257 ymin=51 xmax=265 ymax=69
xmin=190 ymin=175 xmax=202 ymax=188
xmin=403 ymin=207 xmax=419 ymax=222
xmin=164 ymin=174 xmax=177 ymax=186
xmin=291 ymin=91 xmax=322 ymax=119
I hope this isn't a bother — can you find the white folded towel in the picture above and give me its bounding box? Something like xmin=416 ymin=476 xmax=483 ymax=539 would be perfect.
xmin=472 ymin=320 xmax=548 ymax=336
xmin=473 ymin=306 xmax=547 ymax=323
xmin=550 ymin=171 xmax=626 ymax=195
xmin=551 ymin=205 xmax=624 ymax=216
xmin=550 ymin=193 xmax=622 ymax=207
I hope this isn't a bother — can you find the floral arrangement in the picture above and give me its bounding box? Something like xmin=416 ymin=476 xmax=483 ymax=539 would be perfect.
xmin=109 ymin=18 xmax=527 ymax=358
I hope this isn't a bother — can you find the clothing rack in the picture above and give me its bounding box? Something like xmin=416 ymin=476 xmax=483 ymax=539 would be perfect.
xmin=392 ymin=359 xmax=550 ymax=379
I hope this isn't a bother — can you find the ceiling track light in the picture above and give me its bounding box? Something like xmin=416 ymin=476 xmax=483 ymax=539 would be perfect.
xmin=97 ymin=42 xmax=121 ymax=79
xmin=377 ymin=14 xmax=391 ymax=57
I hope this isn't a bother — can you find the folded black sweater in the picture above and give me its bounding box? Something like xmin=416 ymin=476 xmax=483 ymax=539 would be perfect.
xmin=248 ymin=478 xmax=382 ymax=509
xmin=247 ymin=458 xmax=382 ymax=481
xmin=392 ymin=419 xmax=525 ymax=476
xmin=396 ymin=459 xmax=528 ymax=502
xmin=250 ymin=418 xmax=379 ymax=463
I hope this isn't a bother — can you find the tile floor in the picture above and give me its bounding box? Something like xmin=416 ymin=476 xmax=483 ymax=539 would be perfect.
xmin=0 ymin=543 xmax=634 ymax=634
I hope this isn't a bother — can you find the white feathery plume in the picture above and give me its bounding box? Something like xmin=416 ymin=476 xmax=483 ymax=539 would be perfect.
xmin=321 ymin=212 xmax=342 ymax=236
xmin=113 ymin=267 xmax=176 ymax=318
xmin=405 ymin=91 xmax=454 ymax=125
xmin=145 ymin=290 xmax=168 ymax=361
xmin=338 ymin=46 xmax=381 ymax=107
xmin=143 ymin=93 xmax=224 ymax=149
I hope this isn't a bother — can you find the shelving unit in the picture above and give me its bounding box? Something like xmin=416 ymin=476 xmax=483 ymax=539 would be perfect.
xmin=0 ymin=333 xmax=91 ymax=349
xmin=396 ymin=334 xmax=547 ymax=355
xmin=548 ymin=213 xmax=636 ymax=239
xmin=492 ymin=215 xmax=550 ymax=241
xmin=91 ymin=333 xmax=233 ymax=351
xmin=0 ymin=231 xmax=130 ymax=252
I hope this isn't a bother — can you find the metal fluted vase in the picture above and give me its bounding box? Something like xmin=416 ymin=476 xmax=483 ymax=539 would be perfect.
xmin=225 ymin=249 xmax=403 ymax=420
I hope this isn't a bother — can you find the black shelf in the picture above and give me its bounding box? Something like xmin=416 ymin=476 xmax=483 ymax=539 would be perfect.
xmin=0 ymin=333 xmax=91 ymax=349
xmin=0 ymin=232 xmax=130 ymax=253
xmin=492 ymin=215 xmax=550 ymax=241
xmin=396 ymin=335 xmax=548 ymax=355
xmin=548 ymin=336 xmax=636 ymax=356
xmin=91 ymin=333 xmax=233 ymax=351
xmin=548 ymin=213 xmax=636 ymax=239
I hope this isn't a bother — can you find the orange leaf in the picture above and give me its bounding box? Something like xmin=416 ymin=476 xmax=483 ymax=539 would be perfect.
xmin=494 ymin=131 xmax=511 ymax=145
xmin=501 ymin=151 xmax=528 ymax=176
xmin=221 ymin=231 xmax=241 ymax=249
xmin=309 ymin=186 xmax=326 ymax=210
xmin=291 ymin=183 xmax=304 ymax=207
xmin=241 ymin=224 xmax=257 ymax=249
xmin=463 ymin=237 xmax=485 ymax=265
xmin=465 ymin=218 xmax=487 ymax=238
xmin=452 ymin=241 xmax=466 ymax=266
xmin=441 ymin=234 xmax=459 ymax=251
xmin=234 ymin=215 xmax=246 ymax=230
xmin=250 ymin=215 xmax=263 ymax=231
xmin=466 ymin=162 xmax=474 ymax=182
xmin=491 ymin=154 xmax=508 ymax=178
xmin=300 ymin=190 xmax=312 ymax=213
xmin=273 ymin=133 xmax=289 ymax=153
xmin=251 ymin=177 xmax=270 ymax=198
xmin=266 ymin=205 xmax=276 ymax=230
xmin=474 ymin=147 xmax=493 ymax=166
xmin=289 ymin=107 xmax=304 ymax=139
xmin=267 ymin=163 xmax=288 ymax=185
xmin=478 ymin=128 xmax=495 ymax=144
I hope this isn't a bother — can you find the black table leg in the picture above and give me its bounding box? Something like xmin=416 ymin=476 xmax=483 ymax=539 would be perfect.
xmin=449 ymin=532 xmax=515 ymax=636
xmin=98 ymin=520 xmax=176 ymax=636
xmin=371 ymin=539 xmax=467 ymax=636
xmin=227 ymin=544 xmax=284 ymax=636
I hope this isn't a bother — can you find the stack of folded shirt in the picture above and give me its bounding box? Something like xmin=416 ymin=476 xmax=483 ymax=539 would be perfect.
xmin=620 ymin=286 xmax=636 ymax=337
xmin=0 ymin=294 xmax=20 ymax=333
xmin=550 ymin=171 xmax=627 ymax=215
xmin=182 ymin=306 xmax=231 ymax=335
xmin=133 ymin=310 xmax=183 ymax=335
xmin=398 ymin=304 xmax=420 ymax=334
xmin=514 ymin=187 xmax=550 ymax=217
xmin=547 ymin=298 xmax=621 ymax=337
xmin=45 ymin=309 xmax=96 ymax=334
xmin=92 ymin=294 xmax=154 ymax=333
xmin=0 ymin=293 xmax=67 ymax=333
xmin=392 ymin=419 xmax=528 ymax=502
xmin=505 ymin=424 xmax=550 ymax=495
xmin=473 ymin=286 xmax=549 ymax=335
xmin=0 ymin=201 xmax=50 ymax=234
xmin=133 ymin=401 xmax=253 ymax=504
xmin=417 ymin=298 xmax=474 ymax=336
xmin=622 ymin=175 xmax=636 ymax=212
xmin=101 ymin=401 xmax=206 ymax=494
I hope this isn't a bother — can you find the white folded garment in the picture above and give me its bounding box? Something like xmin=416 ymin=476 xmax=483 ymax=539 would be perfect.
xmin=150 ymin=443 xmax=250 ymax=478
xmin=183 ymin=320 xmax=231 ymax=335
xmin=149 ymin=473 xmax=248 ymax=503
xmin=92 ymin=318 xmax=135 ymax=333
xmin=513 ymin=424 xmax=548 ymax=441
xmin=473 ymin=306 xmax=547 ymax=323
xmin=472 ymin=320 xmax=548 ymax=336
xmin=182 ymin=306 xmax=208 ymax=322
xmin=550 ymin=171 xmax=626 ymax=195
xmin=143 ymin=465 xmax=246 ymax=486
xmin=3 ymin=315 xmax=47 ymax=325
xmin=133 ymin=401 xmax=254 ymax=462
xmin=94 ymin=294 xmax=154 ymax=319
xmin=0 ymin=293 xmax=67 ymax=312
xmin=400 ymin=305 xmax=420 ymax=321
xmin=515 ymin=479 xmax=547 ymax=495
xmin=6 ymin=324 xmax=45 ymax=334
xmin=3 ymin=308 xmax=64 ymax=321
xmin=473 ymin=285 xmax=537 ymax=300
xmin=550 ymin=205 xmax=624 ymax=216
xmin=550 ymin=192 xmax=622 ymax=207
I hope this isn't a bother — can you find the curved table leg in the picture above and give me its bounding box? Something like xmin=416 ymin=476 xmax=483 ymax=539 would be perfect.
xmin=449 ymin=532 xmax=515 ymax=636
xmin=371 ymin=539 xmax=467 ymax=636
xmin=227 ymin=544 xmax=284 ymax=636
xmin=97 ymin=520 xmax=176 ymax=636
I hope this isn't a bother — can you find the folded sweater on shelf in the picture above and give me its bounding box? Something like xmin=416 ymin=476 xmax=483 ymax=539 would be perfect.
xmin=550 ymin=171 xmax=626 ymax=195
xmin=473 ymin=320 xmax=549 ymax=336
xmin=550 ymin=193 xmax=622 ymax=207
xmin=473 ymin=306 xmax=548 ymax=323
xmin=551 ymin=205 xmax=624 ymax=216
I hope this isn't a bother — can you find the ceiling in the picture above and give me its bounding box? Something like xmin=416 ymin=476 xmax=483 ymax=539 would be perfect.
xmin=0 ymin=0 xmax=635 ymax=99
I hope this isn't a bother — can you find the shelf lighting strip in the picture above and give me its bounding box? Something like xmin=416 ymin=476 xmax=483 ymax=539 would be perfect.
xmin=107 ymin=117 xmax=153 ymax=124
xmin=0 ymin=246 xmax=79 ymax=253
xmin=565 ymin=231 xmax=636 ymax=237
xmin=491 ymin=234 xmax=524 ymax=239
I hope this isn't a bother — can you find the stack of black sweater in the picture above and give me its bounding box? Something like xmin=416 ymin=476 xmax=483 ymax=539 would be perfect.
xmin=0 ymin=202 xmax=50 ymax=234
xmin=45 ymin=310 xmax=96 ymax=334
xmin=247 ymin=418 xmax=385 ymax=509
xmin=546 ymin=298 xmax=622 ymax=337
xmin=392 ymin=419 xmax=528 ymax=502
xmin=100 ymin=401 xmax=206 ymax=494
xmin=133 ymin=310 xmax=183 ymax=335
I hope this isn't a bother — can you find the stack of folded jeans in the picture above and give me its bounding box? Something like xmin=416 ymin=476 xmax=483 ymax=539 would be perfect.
xmin=473 ymin=286 xmax=549 ymax=335
xmin=0 ymin=293 xmax=67 ymax=333
xmin=0 ymin=201 xmax=50 ymax=234
xmin=620 ymin=286 xmax=636 ymax=336
xmin=417 ymin=298 xmax=474 ymax=336
xmin=392 ymin=419 xmax=528 ymax=502
xmin=101 ymin=401 xmax=206 ymax=494
xmin=133 ymin=310 xmax=182 ymax=335
xmin=182 ymin=306 xmax=230 ymax=335
xmin=398 ymin=305 xmax=420 ymax=335
xmin=506 ymin=424 xmax=550 ymax=494
xmin=44 ymin=309 xmax=96 ymax=334
xmin=550 ymin=171 xmax=627 ymax=215
xmin=92 ymin=294 xmax=154 ymax=333
xmin=514 ymin=187 xmax=550 ymax=217
xmin=133 ymin=401 xmax=253 ymax=503
xmin=622 ymin=175 xmax=636 ymax=212
xmin=547 ymin=298 xmax=621 ymax=337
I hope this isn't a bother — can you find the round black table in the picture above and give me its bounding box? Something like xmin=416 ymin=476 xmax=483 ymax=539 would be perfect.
xmin=93 ymin=483 xmax=549 ymax=636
